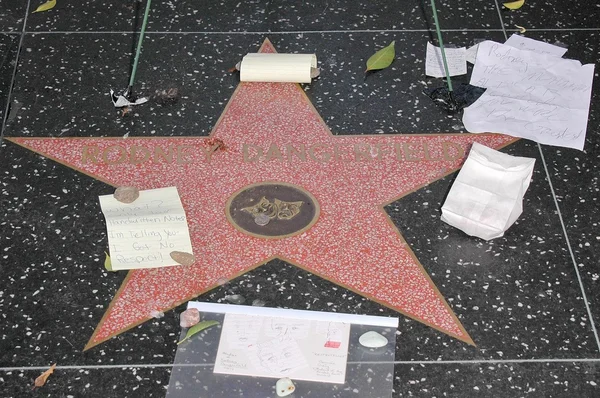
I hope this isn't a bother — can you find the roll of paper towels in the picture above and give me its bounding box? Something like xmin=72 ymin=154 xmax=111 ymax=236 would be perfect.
xmin=240 ymin=53 xmax=318 ymax=83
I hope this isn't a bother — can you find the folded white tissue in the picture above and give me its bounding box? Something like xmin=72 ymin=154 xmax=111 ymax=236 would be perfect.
xmin=441 ymin=142 xmax=535 ymax=241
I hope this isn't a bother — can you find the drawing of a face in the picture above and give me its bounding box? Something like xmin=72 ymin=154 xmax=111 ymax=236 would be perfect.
xmin=270 ymin=319 xmax=306 ymax=339
xmin=257 ymin=346 xmax=284 ymax=374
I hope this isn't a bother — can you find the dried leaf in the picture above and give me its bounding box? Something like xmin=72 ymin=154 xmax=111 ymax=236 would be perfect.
xmin=503 ymin=0 xmax=524 ymax=10
xmin=365 ymin=41 xmax=395 ymax=73
xmin=33 ymin=364 xmax=56 ymax=389
xmin=515 ymin=24 xmax=527 ymax=33
xmin=104 ymin=252 xmax=114 ymax=272
xmin=177 ymin=320 xmax=219 ymax=345
xmin=32 ymin=0 xmax=56 ymax=13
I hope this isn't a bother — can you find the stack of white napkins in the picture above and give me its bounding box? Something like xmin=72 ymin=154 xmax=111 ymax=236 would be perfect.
xmin=441 ymin=143 xmax=535 ymax=241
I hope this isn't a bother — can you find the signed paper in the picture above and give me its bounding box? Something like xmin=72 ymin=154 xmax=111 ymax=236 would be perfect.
xmin=214 ymin=313 xmax=351 ymax=383
xmin=425 ymin=42 xmax=467 ymax=77
xmin=99 ymin=187 xmax=193 ymax=270
xmin=504 ymin=34 xmax=567 ymax=57
xmin=463 ymin=41 xmax=595 ymax=150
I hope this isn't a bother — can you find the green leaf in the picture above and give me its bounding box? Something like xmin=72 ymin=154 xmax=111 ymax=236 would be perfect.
xmin=177 ymin=320 xmax=219 ymax=345
xmin=104 ymin=252 xmax=113 ymax=272
xmin=32 ymin=0 xmax=56 ymax=13
xmin=366 ymin=41 xmax=395 ymax=73
xmin=503 ymin=0 xmax=524 ymax=10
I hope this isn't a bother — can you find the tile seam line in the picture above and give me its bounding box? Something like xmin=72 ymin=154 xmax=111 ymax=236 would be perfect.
xmin=3 ymin=358 xmax=600 ymax=371
xmin=20 ymin=29 xmax=508 ymax=35
xmin=493 ymin=0 xmax=509 ymax=41
xmin=7 ymin=28 xmax=600 ymax=35
xmin=0 ymin=0 xmax=31 ymax=137
xmin=494 ymin=0 xmax=600 ymax=354
xmin=537 ymin=143 xmax=600 ymax=352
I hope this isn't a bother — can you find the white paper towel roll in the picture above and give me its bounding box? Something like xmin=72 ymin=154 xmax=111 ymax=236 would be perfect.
xmin=240 ymin=53 xmax=318 ymax=83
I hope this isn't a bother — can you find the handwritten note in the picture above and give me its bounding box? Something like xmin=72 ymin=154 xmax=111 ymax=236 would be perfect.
xmin=425 ymin=42 xmax=467 ymax=77
xmin=504 ymin=34 xmax=567 ymax=57
xmin=99 ymin=187 xmax=193 ymax=270
xmin=463 ymin=41 xmax=595 ymax=150
xmin=214 ymin=313 xmax=351 ymax=383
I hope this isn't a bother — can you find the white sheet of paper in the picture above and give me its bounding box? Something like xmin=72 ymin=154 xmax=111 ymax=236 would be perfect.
xmin=425 ymin=42 xmax=467 ymax=77
xmin=463 ymin=41 xmax=595 ymax=150
xmin=504 ymin=34 xmax=568 ymax=57
xmin=466 ymin=44 xmax=479 ymax=64
xmin=214 ymin=313 xmax=351 ymax=384
xmin=441 ymin=143 xmax=535 ymax=240
xmin=99 ymin=187 xmax=193 ymax=270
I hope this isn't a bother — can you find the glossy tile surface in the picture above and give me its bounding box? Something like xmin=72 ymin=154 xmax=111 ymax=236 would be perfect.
xmin=1 ymin=1 xmax=600 ymax=397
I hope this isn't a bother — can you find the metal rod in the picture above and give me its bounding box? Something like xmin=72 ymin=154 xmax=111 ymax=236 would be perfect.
xmin=429 ymin=0 xmax=454 ymax=93
xmin=128 ymin=0 xmax=153 ymax=91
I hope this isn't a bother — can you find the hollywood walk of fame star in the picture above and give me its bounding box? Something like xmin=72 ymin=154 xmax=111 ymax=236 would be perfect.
xmin=7 ymin=39 xmax=516 ymax=350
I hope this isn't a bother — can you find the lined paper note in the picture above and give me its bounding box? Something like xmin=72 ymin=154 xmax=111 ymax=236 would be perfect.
xmin=425 ymin=42 xmax=467 ymax=77
xmin=463 ymin=41 xmax=595 ymax=150
xmin=99 ymin=187 xmax=193 ymax=270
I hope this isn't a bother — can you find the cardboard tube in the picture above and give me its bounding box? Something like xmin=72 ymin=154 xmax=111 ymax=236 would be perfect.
xmin=240 ymin=53 xmax=318 ymax=83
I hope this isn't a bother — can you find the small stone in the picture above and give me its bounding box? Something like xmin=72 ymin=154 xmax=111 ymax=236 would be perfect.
xmin=170 ymin=251 xmax=195 ymax=266
xmin=276 ymin=377 xmax=295 ymax=397
xmin=180 ymin=308 xmax=201 ymax=328
xmin=252 ymin=299 xmax=266 ymax=307
xmin=223 ymin=294 xmax=245 ymax=304
xmin=359 ymin=331 xmax=388 ymax=348
xmin=216 ymin=277 xmax=229 ymax=286
xmin=113 ymin=186 xmax=139 ymax=203
xmin=149 ymin=310 xmax=164 ymax=319
xmin=153 ymin=87 xmax=180 ymax=106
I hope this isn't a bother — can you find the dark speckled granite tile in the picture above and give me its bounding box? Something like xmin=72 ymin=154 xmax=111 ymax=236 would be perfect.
xmin=387 ymin=139 xmax=600 ymax=360
xmin=500 ymin=1 xmax=600 ymax=30
xmin=0 ymin=2 xmax=26 ymax=32
xmin=145 ymin=0 xmax=504 ymax=32
xmin=529 ymin=31 xmax=600 ymax=360
xmin=0 ymin=34 xmax=19 ymax=130
xmin=5 ymin=32 xmax=506 ymax=138
xmin=394 ymin=361 xmax=600 ymax=397
xmin=24 ymin=0 xmax=503 ymax=33
xmin=26 ymin=0 xmax=145 ymax=32
xmin=0 ymin=367 xmax=171 ymax=398
xmin=4 ymin=33 xmax=252 ymax=137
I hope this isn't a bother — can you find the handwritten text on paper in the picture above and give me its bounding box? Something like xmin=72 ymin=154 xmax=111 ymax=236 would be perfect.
xmin=99 ymin=187 xmax=193 ymax=270
xmin=463 ymin=41 xmax=595 ymax=150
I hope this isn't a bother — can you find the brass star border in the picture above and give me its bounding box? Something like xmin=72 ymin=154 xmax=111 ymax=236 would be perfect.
xmin=6 ymin=39 xmax=517 ymax=350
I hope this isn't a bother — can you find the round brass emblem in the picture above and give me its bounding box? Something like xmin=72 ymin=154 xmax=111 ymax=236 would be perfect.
xmin=226 ymin=182 xmax=320 ymax=239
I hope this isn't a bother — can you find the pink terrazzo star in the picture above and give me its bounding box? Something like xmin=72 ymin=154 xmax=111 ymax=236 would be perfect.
xmin=8 ymin=39 xmax=517 ymax=349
